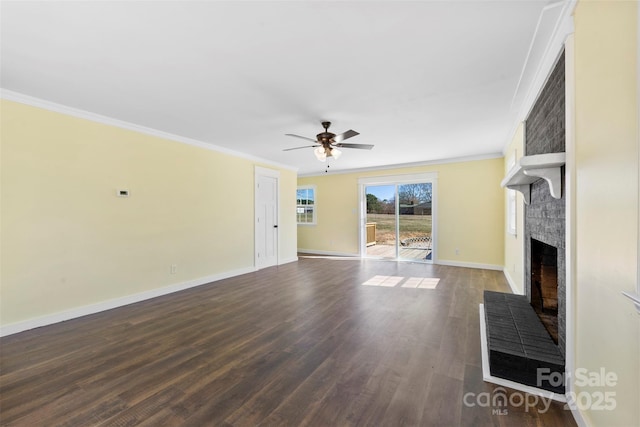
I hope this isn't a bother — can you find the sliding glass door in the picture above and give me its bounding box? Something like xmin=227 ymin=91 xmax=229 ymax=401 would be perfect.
xmin=361 ymin=174 xmax=436 ymax=262
xmin=365 ymin=185 xmax=397 ymax=259
xmin=397 ymin=183 xmax=433 ymax=261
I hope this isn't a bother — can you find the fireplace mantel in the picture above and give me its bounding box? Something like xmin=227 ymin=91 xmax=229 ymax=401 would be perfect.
xmin=501 ymin=153 xmax=566 ymax=204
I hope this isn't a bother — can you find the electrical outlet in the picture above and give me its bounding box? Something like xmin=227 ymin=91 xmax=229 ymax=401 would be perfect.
xmin=170 ymin=264 xmax=177 ymax=274
xmin=455 ymin=248 xmax=460 ymax=255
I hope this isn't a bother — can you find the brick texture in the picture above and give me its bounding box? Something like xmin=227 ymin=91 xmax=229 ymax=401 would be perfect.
xmin=524 ymin=51 xmax=566 ymax=358
xmin=525 ymin=52 xmax=565 ymax=156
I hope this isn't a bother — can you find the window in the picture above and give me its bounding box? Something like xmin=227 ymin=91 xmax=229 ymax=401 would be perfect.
xmin=507 ymin=189 xmax=517 ymax=235
xmin=297 ymin=186 xmax=316 ymax=224
xmin=507 ymin=153 xmax=517 ymax=235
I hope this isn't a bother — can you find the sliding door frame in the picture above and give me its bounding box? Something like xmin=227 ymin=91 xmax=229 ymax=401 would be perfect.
xmin=358 ymin=172 xmax=438 ymax=262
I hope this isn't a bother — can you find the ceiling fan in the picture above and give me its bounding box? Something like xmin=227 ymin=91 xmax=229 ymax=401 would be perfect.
xmin=284 ymin=121 xmax=373 ymax=162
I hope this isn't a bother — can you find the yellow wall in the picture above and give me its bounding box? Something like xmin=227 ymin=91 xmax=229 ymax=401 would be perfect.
xmin=297 ymin=172 xmax=361 ymax=255
xmin=0 ymin=99 xmax=297 ymax=328
xmin=503 ymin=123 xmax=525 ymax=294
xmin=298 ymin=157 xmax=505 ymax=268
xmin=573 ymin=1 xmax=639 ymax=425
xmin=277 ymin=170 xmax=299 ymax=263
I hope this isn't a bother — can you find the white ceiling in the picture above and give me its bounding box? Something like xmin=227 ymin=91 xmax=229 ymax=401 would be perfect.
xmin=1 ymin=1 xmax=567 ymax=175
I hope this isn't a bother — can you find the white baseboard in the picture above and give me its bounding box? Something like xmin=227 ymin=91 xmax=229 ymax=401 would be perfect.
xmin=0 ymin=266 xmax=257 ymax=337
xmin=436 ymin=259 xmax=503 ymax=271
xmin=503 ymin=268 xmax=524 ymax=295
xmin=479 ymin=304 xmax=566 ymax=403
xmin=297 ymin=249 xmax=359 ymax=257
xmin=296 ymin=252 xmax=504 ymax=272
xmin=278 ymin=256 xmax=299 ymax=265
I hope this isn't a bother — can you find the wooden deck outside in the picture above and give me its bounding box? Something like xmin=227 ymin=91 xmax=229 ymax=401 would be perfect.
xmin=366 ymin=243 xmax=432 ymax=261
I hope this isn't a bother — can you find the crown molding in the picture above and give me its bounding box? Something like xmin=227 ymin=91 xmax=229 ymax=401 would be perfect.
xmin=298 ymin=152 xmax=504 ymax=178
xmin=1 ymin=89 xmax=298 ymax=173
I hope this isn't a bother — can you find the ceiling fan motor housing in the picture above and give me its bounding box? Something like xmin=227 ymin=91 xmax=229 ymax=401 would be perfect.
xmin=318 ymin=121 xmax=335 ymax=146
xmin=317 ymin=132 xmax=335 ymax=143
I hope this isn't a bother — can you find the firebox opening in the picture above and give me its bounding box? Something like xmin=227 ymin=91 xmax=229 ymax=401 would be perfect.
xmin=531 ymin=239 xmax=559 ymax=344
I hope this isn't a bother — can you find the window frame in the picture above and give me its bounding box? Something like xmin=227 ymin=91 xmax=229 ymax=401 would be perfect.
xmin=296 ymin=185 xmax=317 ymax=225
xmin=506 ymin=153 xmax=517 ymax=236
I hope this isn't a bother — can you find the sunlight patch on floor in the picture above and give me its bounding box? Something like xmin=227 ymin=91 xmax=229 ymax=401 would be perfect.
xmin=401 ymin=277 xmax=440 ymax=289
xmin=361 ymin=275 xmax=404 ymax=287
xmin=361 ymin=275 xmax=440 ymax=289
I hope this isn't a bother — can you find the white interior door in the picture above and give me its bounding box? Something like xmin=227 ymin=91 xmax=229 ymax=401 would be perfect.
xmin=255 ymin=168 xmax=279 ymax=269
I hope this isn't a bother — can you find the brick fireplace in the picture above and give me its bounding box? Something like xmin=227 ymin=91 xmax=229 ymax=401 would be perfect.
xmin=530 ymin=238 xmax=559 ymax=344
xmin=524 ymin=50 xmax=566 ymax=358
xmin=483 ymin=51 xmax=566 ymax=394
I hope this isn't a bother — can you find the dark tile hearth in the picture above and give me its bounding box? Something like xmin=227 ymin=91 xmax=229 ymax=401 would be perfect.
xmin=484 ymin=291 xmax=565 ymax=394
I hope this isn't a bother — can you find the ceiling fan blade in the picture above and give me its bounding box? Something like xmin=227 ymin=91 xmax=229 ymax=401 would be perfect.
xmin=285 ymin=133 xmax=317 ymax=143
xmin=283 ymin=145 xmax=319 ymax=151
xmin=334 ymin=143 xmax=374 ymax=150
xmin=333 ymin=129 xmax=359 ymax=143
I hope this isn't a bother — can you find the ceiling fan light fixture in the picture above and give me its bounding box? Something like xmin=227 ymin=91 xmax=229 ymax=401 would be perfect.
xmin=314 ymin=146 xmax=327 ymax=161
xmin=284 ymin=121 xmax=372 ymax=164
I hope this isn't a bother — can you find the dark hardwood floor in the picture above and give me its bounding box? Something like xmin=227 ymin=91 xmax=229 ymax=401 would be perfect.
xmin=0 ymin=258 xmax=577 ymax=426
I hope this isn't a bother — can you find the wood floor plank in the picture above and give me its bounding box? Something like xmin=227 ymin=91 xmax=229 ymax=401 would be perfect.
xmin=421 ymin=372 xmax=464 ymax=426
xmin=434 ymin=315 xmax=468 ymax=381
xmin=461 ymin=364 xmax=502 ymax=427
xmin=378 ymin=342 xmax=438 ymax=426
xmin=97 ymin=386 xmax=185 ymax=426
xmin=0 ymin=258 xmax=577 ymax=426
